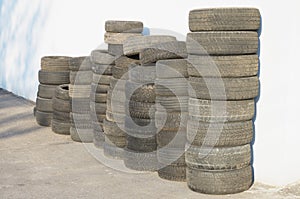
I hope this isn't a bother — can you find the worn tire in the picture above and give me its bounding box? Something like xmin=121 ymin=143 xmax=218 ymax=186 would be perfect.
xmin=129 ymin=65 xmax=156 ymax=83
xmin=189 ymin=8 xmax=261 ymax=31
xmin=90 ymin=49 xmax=115 ymax=65
xmin=112 ymin=65 xmax=129 ymax=80
xmin=115 ymin=55 xmax=140 ymax=68
xmin=36 ymin=97 xmax=52 ymax=112
xmin=92 ymin=74 xmax=112 ymax=85
xmin=37 ymin=84 xmax=57 ymax=99
xmin=157 ymin=147 xmax=185 ymax=166
xmin=185 ymin=144 xmax=251 ymax=170
xmin=91 ymin=83 xmax=110 ymax=94
xmin=51 ymin=119 xmax=70 ymax=135
xmin=186 ymin=31 xmax=258 ymax=55
xmin=69 ymin=84 xmax=91 ymax=98
xmin=189 ymin=98 xmax=255 ymax=122
xmin=69 ymin=56 xmax=92 ymax=71
xmin=41 ymin=56 xmax=71 ymax=71
xmin=123 ymin=35 xmax=177 ymax=56
xmin=38 ymin=70 xmax=70 ymax=85
xmin=187 ymin=166 xmax=253 ymax=195
xmin=140 ymin=41 xmax=187 ymax=64
xmin=156 ymin=59 xmax=189 ymax=79
xmin=105 ymin=32 xmax=142 ymax=45
xmin=90 ymin=93 xmax=107 ymax=103
xmin=53 ymin=111 xmax=70 ymax=121
xmin=52 ymin=97 xmax=70 ymax=113
xmin=126 ymin=134 xmax=157 ymax=153
xmin=70 ymin=127 xmax=93 ymax=143
xmin=188 ymin=54 xmax=259 ymax=78
xmin=103 ymin=142 xmax=124 ymax=160
xmin=158 ymin=165 xmax=186 ymax=182
xmin=187 ymin=119 xmax=253 ymax=147
xmin=70 ymin=71 xmax=92 ymax=85
xmin=90 ymin=102 xmax=106 ymax=115
xmin=93 ymin=121 xmax=105 ymax=148
xmin=124 ymin=116 xmax=157 ymax=136
xmin=108 ymin=44 xmax=124 ymax=56
xmin=92 ymin=63 xmax=112 ymax=75
xmin=189 ymin=76 xmax=259 ymax=100
xmin=70 ymin=98 xmax=90 ymax=113
xmin=125 ymin=81 xmax=156 ymax=103
xmin=155 ymin=78 xmax=188 ymax=97
xmin=54 ymin=84 xmax=70 ymax=100
xmin=128 ymin=100 xmax=155 ymax=119
xmin=156 ymin=96 xmax=188 ymax=112
xmin=105 ymin=135 xmax=127 ymax=148
xmin=105 ymin=20 xmax=143 ymax=33
xmin=106 ymin=110 xmax=126 ymax=124
xmin=103 ymin=119 xmax=126 ymax=137
xmin=155 ymin=111 xmax=188 ymax=131
xmin=35 ymin=110 xmax=52 ymax=126
xmin=156 ymin=130 xmax=186 ymax=148
xmin=124 ymin=149 xmax=158 ymax=171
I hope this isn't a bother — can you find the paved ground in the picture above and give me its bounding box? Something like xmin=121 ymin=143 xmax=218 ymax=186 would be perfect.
xmin=0 ymin=89 xmax=299 ymax=199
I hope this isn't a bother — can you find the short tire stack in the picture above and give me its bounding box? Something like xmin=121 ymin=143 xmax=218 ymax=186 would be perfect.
xmin=69 ymin=57 xmax=93 ymax=142
xmin=36 ymin=56 xmax=71 ymax=126
xmin=186 ymin=8 xmax=261 ymax=194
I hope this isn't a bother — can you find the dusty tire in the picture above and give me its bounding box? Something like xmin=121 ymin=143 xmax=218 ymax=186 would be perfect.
xmin=53 ymin=111 xmax=70 ymax=121
xmin=186 ymin=31 xmax=258 ymax=55
xmin=70 ymin=127 xmax=93 ymax=143
xmin=156 ymin=96 xmax=188 ymax=112
xmin=155 ymin=78 xmax=188 ymax=97
xmin=69 ymin=56 xmax=92 ymax=71
xmin=106 ymin=111 xmax=126 ymax=124
xmin=140 ymin=41 xmax=187 ymax=64
xmin=185 ymin=144 xmax=252 ymax=170
xmin=155 ymin=111 xmax=188 ymax=131
xmin=90 ymin=93 xmax=107 ymax=103
xmin=90 ymin=49 xmax=115 ymax=65
xmin=41 ymin=56 xmax=71 ymax=71
xmin=105 ymin=135 xmax=127 ymax=148
xmin=189 ymin=98 xmax=255 ymax=122
xmin=108 ymin=44 xmax=124 ymax=56
xmin=188 ymin=54 xmax=259 ymax=78
xmin=54 ymin=84 xmax=69 ymax=100
xmin=70 ymin=112 xmax=91 ymax=124
xmin=124 ymin=149 xmax=158 ymax=171
xmin=115 ymin=55 xmax=140 ymax=68
xmin=104 ymin=32 xmax=142 ymax=45
xmin=156 ymin=130 xmax=186 ymax=148
xmin=187 ymin=119 xmax=253 ymax=147
xmin=156 ymin=59 xmax=189 ymax=79
xmin=103 ymin=142 xmax=124 ymax=160
xmin=158 ymin=165 xmax=186 ymax=182
xmin=93 ymin=122 xmax=105 ymax=149
xmin=187 ymin=166 xmax=253 ymax=195
xmin=92 ymin=63 xmax=112 ymax=75
xmin=69 ymin=85 xmax=91 ymax=98
xmin=37 ymin=84 xmax=57 ymax=99
xmin=112 ymin=65 xmax=129 ymax=80
xmin=125 ymin=81 xmax=156 ymax=103
xmin=157 ymin=147 xmax=185 ymax=166
xmin=188 ymin=76 xmax=259 ymax=100
xmin=103 ymin=119 xmax=126 ymax=137
xmin=38 ymin=70 xmax=70 ymax=85
xmin=92 ymin=74 xmax=112 ymax=85
xmin=90 ymin=102 xmax=107 ymax=114
xmin=70 ymin=98 xmax=90 ymax=113
xmin=126 ymin=134 xmax=157 ymax=153
xmin=36 ymin=97 xmax=53 ymax=112
xmin=123 ymin=35 xmax=177 ymax=56
xmin=70 ymin=71 xmax=92 ymax=85
xmin=51 ymin=119 xmax=70 ymax=135
xmin=105 ymin=20 xmax=143 ymax=33
xmin=189 ymin=8 xmax=261 ymax=31
xmin=91 ymin=83 xmax=110 ymax=94
xmin=52 ymin=97 xmax=70 ymax=113
xmin=35 ymin=111 xmax=52 ymax=126
xmin=129 ymin=65 xmax=156 ymax=83
xmin=128 ymin=100 xmax=155 ymax=119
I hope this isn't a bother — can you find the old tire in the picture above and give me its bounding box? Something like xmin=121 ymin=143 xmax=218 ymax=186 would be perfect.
xmin=52 ymin=97 xmax=71 ymax=113
xmin=37 ymin=84 xmax=57 ymax=99
xmin=38 ymin=70 xmax=69 ymax=85
xmin=124 ymin=149 xmax=158 ymax=171
xmin=35 ymin=111 xmax=52 ymax=126
xmin=158 ymin=165 xmax=186 ymax=182
xmin=70 ymin=98 xmax=90 ymax=113
xmin=70 ymin=71 xmax=92 ymax=85
xmin=69 ymin=56 xmax=92 ymax=71
xmin=41 ymin=56 xmax=71 ymax=71
xmin=103 ymin=119 xmax=126 ymax=137
xmin=126 ymin=134 xmax=157 ymax=153
xmin=70 ymin=127 xmax=93 ymax=143
xmin=36 ymin=97 xmax=52 ymax=112
xmin=105 ymin=20 xmax=143 ymax=33
xmin=92 ymin=74 xmax=112 ymax=85
xmin=90 ymin=49 xmax=115 ymax=65
xmin=155 ymin=111 xmax=188 ymax=131
xmin=155 ymin=78 xmax=188 ymax=97
xmin=103 ymin=142 xmax=124 ymax=160
xmin=156 ymin=96 xmax=188 ymax=112
xmin=104 ymin=32 xmax=142 ymax=45
xmin=54 ymin=84 xmax=70 ymax=100
xmin=128 ymin=100 xmax=155 ymax=119
xmin=108 ymin=44 xmax=124 ymax=56
xmin=51 ymin=119 xmax=70 ymax=135
xmin=92 ymin=63 xmax=112 ymax=75
xmin=129 ymin=65 xmax=156 ymax=83
xmin=156 ymin=59 xmax=189 ymax=79
xmin=125 ymin=81 xmax=156 ymax=103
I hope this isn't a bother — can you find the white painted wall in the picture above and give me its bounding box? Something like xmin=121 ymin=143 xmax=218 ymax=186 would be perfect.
xmin=1 ymin=0 xmax=300 ymax=186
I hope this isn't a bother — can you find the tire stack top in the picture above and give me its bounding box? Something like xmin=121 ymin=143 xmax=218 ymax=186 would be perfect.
xmin=90 ymin=49 xmax=114 ymax=149
xmin=186 ymin=7 xmax=261 ymax=195
xmin=69 ymin=56 xmax=94 ymax=143
xmin=36 ymin=56 xmax=71 ymax=126
xmin=103 ymin=20 xmax=144 ymax=159
xmin=154 ymin=43 xmax=188 ymax=181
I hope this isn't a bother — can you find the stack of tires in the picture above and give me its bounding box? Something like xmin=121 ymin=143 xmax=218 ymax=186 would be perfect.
xmin=69 ymin=57 xmax=93 ymax=142
xmin=52 ymin=84 xmax=71 ymax=135
xmin=102 ymin=21 xmax=143 ymax=159
xmin=36 ymin=56 xmax=71 ymax=126
xmin=186 ymin=8 xmax=261 ymax=194
xmin=90 ymin=50 xmax=115 ymax=149
xmin=122 ymin=35 xmax=178 ymax=171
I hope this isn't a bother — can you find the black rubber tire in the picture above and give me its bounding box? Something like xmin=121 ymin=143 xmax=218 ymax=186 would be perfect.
xmin=105 ymin=134 xmax=127 ymax=148
xmin=156 ymin=96 xmax=188 ymax=112
xmin=51 ymin=119 xmax=70 ymax=135
xmin=187 ymin=119 xmax=253 ymax=147
xmin=52 ymin=97 xmax=70 ymax=113
xmin=123 ymin=35 xmax=177 ymax=56
xmin=92 ymin=74 xmax=112 ymax=85
xmin=140 ymin=41 xmax=187 ymax=64
xmin=112 ymin=65 xmax=129 ymax=80
xmin=125 ymin=81 xmax=156 ymax=103
xmin=41 ymin=56 xmax=71 ymax=71
xmin=156 ymin=130 xmax=186 ymax=148
xmin=156 ymin=59 xmax=189 ymax=79
xmin=188 ymin=76 xmax=259 ymax=100
xmin=90 ymin=49 xmax=115 ymax=65
xmin=35 ymin=110 xmax=52 ymax=126
xmin=124 ymin=149 xmax=158 ymax=171
xmin=53 ymin=111 xmax=70 ymax=121
xmin=103 ymin=119 xmax=126 ymax=137
xmin=186 ymin=31 xmax=258 ymax=55
xmin=54 ymin=84 xmax=69 ymax=100
xmin=187 ymin=166 xmax=253 ymax=195
xmin=189 ymin=8 xmax=261 ymax=31
xmin=186 ymin=144 xmax=252 ymax=170
xmin=115 ymin=55 xmax=140 ymax=68
xmin=105 ymin=20 xmax=144 ymax=33
xmin=126 ymin=134 xmax=157 ymax=152
xmin=155 ymin=111 xmax=188 ymax=131
xmin=91 ymin=83 xmax=110 ymax=94
xmin=155 ymin=78 xmax=188 ymax=97
xmin=188 ymin=54 xmax=259 ymax=78
xmin=189 ymin=98 xmax=255 ymax=122
xmin=36 ymin=97 xmax=53 ymax=112
xmin=128 ymin=100 xmax=155 ymax=119
xmin=38 ymin=70 xmax=70 ymax=85
xmin=92 ymin=63 xmax=112 ymax=75
xmin=90 ymin=93 xmax=107 ymax=103
xmin=129 ymin=65 xmax=156 ymax=83
xmin=70 ymin=71 xmax=92 ymax=85
xmin=70 ymin=98 xmax=90 ymax=114
xmin=103 ymin=142 xmax=124 ymax=160
xmin=90 ymin=102 xmax=106 ymax=115
xmin=70 ymin=127 xmax=93 ymax=143
xmin=105 ymin=32 xmax=142 ymax=45
xmin=158 ymin=165 xmax=186 ymax=182
xmin=37 ymin=84 xmax=57 ymax=99
xmin=69 ymin=84 xmax=91 ymax=98
xmin=69 ymin=56 xmax=92 ymax=71
xmin=108 ymin=44 xmax=124 ymax=56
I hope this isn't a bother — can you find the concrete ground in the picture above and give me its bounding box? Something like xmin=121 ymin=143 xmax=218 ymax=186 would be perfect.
xmin=0 ymin=88 xmax=299 ymax=199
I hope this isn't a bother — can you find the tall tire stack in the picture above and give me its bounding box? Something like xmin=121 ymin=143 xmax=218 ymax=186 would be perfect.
xmin=102 ymin=21 xmax=144 ymax=159
xmin=186 ymin=8 xmax=261 ymax=194
xmin=52 ymin=84 xmax=71 ymax=135
xmin=90 ymin=49 xmax=115 ymax=149
xmin=69 ymin=56 xmax=94 ymax=143
xmin=122 ymin=35 xmax=178 ymax=171
xmin=154 ymin=43 xmax=189 ymax=181
xmin=36 ymin=56 xmax=71 ymax=126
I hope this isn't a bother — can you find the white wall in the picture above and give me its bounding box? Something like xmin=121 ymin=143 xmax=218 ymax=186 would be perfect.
xmin=1 ymin=0 xmax=300 ymax=186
